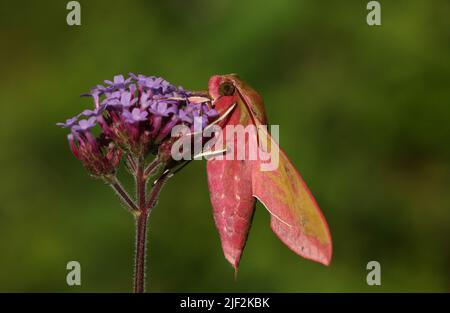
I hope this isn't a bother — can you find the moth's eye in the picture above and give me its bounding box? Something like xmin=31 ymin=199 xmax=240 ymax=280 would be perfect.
xmin=219 ymin=82 xmax=235 ymax=96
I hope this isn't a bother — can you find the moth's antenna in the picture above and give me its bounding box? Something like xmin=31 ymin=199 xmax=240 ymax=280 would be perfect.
xmin=206 ymin=102 xmax=237 ymax=128
xmin=184 ymin=102 xmax=237 ymax=137
xmin=192 ymin=146 xmax=229 ymax=159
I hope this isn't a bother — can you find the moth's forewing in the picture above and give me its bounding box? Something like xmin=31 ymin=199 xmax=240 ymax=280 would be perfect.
xmin=252 ymin=127 xmax=332 ymax=265
xmin=206 ymin=76 xmax=257 ymax=270
xmin=207 ymin=158 xmax=255 ymax=270
xmin=233 ymin=76 xmax=332 ymax=265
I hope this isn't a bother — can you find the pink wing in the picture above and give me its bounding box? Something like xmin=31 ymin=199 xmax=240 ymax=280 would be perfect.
xmin=251 ymin=132 xmax=332 ymax=265
xmin=207 ymin=158 xmax=255 ymax=270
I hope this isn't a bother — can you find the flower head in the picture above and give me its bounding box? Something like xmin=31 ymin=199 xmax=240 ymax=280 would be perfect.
xmin=67 ymin=129 xmax=121 ymax=178
xmin=58 ymin=73 xmax=218 ymax=177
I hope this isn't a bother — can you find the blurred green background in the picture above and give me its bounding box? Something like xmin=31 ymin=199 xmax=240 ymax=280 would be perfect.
xmin=0 ymin=0 xmax=449 ymax=292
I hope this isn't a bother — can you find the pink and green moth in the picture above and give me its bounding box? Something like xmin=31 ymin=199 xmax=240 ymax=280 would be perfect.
xmin=205 ymin=74 xmax=332 ymax=271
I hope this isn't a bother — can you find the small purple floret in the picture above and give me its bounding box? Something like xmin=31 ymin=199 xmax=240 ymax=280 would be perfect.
xmin=123 ymin=108 xmax=148 ymax=124
xmin=73 ymin=116 xmax=97 ymax=132
xmin=57 ymin=116 xmax=78 ymax=128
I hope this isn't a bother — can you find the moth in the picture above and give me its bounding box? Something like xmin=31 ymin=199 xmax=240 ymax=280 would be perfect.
xmin=205 ymin=74 xmax=332 ymax=271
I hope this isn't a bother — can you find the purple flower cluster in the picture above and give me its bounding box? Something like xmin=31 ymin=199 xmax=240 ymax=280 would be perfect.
xmin=58 ymin=74 xmax=218 ymax=177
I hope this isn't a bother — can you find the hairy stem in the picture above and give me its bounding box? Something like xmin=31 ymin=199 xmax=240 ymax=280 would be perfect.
xmin=134 ymin=158 xmax=147 ymax=293
xmin=144 ymin=157 xmax=162 ymax=179
xmin=109 ymin=177 xmax=139 ymax=213
xmin=134 ymin=211 xmax=148 ymax=293
xmin=136 ymin=158 xmax=146 ymax=211
xmin=132 ymin=158 xmax=171 ymax=293
xmin=146 ymin=170 xmax=172 ymax=210
xmin=126 ymin=154 xmax=137 ymax=174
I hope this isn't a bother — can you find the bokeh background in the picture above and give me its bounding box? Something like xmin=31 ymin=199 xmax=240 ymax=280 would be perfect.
xmin=0 ymin=0 xmax=449 ymax=292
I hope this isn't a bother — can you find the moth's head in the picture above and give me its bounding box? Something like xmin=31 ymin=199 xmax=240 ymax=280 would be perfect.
xmin=208 ymin=74 xmax=267 ymax=125
xmin=208 ymin=74 xmax=240 ymax=100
